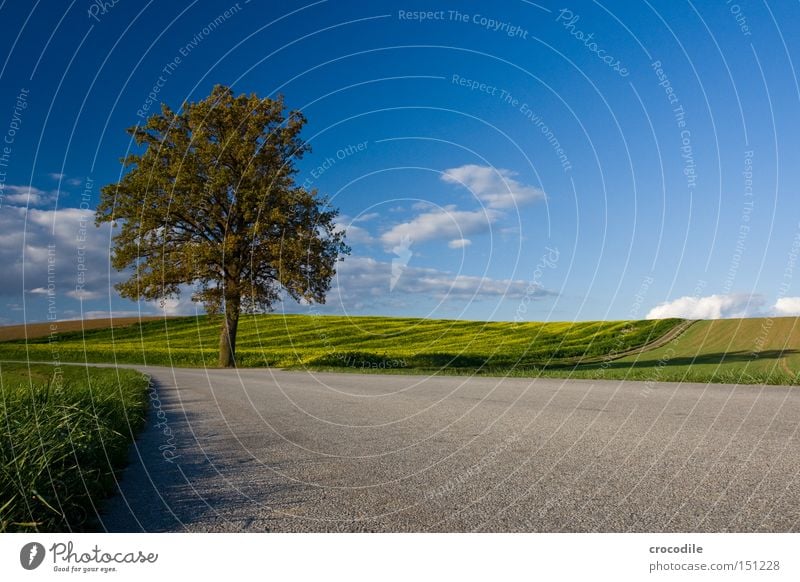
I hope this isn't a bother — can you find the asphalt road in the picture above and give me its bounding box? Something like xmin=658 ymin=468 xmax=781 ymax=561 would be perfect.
xmin=99 ymin=367 xmax=800 ymax=532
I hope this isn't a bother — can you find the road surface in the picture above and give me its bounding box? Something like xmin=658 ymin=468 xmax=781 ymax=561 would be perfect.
xmin=99 ymin=367 xmax=800 ymax=532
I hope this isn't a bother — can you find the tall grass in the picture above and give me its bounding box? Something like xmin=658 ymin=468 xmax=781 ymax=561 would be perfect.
xmin=0 ymin=364 xmax=149 ymax=532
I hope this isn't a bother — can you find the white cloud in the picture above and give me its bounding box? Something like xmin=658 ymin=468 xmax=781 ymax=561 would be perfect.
xmin=329 ymin=256 xmax=552 ymax=308
xmin=441 ymin=164 xmax=545 ymax=209
xmin=335 ymin=215 xmax=374 ymax=245
xmin=344 ymin=224 xmax=374 ymax=245
xmin=377 ymin=165 xmax=543 ymax=251
xmin=157 ymin=292 xmax=202 ymax=316
xmin=67 ymin=288 xmax=105 ymax=300
xmin=448 ymin=238 xmax=472 ymax=249
xmin=82 ymin=310 xmax=150 ymax=320
xmin=353 ymin=212 xmax=380 ymax=223
xmin=0 ymin=204 xmax=115 ymax=304
xmin=773 ymin=297 xmax=800 ymax=316
xmin=646 ymin=293 xmax=763 ymax=319
xmin=2 ymin=185 xmax=56 ymax=206
xmin=48 ymin=173 xmax=83 ymax=187
xmin=380 ymin=206 xmax=498 ymax=248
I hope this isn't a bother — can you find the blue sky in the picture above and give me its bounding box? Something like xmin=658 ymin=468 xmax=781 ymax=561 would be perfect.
xmin=2 ymin=1 xmax=800 ymax=324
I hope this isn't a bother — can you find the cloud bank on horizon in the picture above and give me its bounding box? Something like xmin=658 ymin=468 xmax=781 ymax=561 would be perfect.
xmin=646 ymin=294 xmax=800 ymax=320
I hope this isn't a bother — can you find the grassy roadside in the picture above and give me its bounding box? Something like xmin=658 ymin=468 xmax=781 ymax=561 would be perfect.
xmin=0 ymin=363 xmax=149 ymax=532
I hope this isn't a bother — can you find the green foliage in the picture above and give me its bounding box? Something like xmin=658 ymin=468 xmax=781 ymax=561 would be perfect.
xmin=0 ymin=364 xmax=149 ymax=532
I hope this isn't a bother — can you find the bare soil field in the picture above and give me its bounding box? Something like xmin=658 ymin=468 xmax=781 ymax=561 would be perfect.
xmin=0 ymin=317 xmax=166 ymax=342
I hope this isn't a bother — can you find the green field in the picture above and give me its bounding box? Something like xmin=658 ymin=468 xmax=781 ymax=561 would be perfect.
xmin=0 ymin=314 xmax=800 ymax=384
xmin=0 ymin=363 xmax=149 ymax=532
xmin=0 ymin=314 xmax=680 ymax=369
xmin=0 ymin=314 xmax=797 ymax=385
xmin=593 ymin=317 xmax=800 ymax=384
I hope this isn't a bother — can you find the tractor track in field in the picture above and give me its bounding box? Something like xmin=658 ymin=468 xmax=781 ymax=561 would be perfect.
xmin=562 ymin=319 xmax=698 ymax=367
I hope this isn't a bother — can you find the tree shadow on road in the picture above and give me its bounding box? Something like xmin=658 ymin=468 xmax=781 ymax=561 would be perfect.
xmin=97 ymin=376 xmax=306 ymax=532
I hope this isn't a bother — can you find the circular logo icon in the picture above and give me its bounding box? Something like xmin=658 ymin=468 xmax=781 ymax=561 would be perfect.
xmin=20 ymin=542 xmax=46 ymax=570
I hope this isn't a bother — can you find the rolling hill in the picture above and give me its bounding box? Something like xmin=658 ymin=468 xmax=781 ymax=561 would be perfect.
xmin=0 ymin=314 xmax=797 ymax=384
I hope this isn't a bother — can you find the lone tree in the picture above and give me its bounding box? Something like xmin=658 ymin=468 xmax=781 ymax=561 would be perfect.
xmin=97 ymin=85 xmax=349 ymax=367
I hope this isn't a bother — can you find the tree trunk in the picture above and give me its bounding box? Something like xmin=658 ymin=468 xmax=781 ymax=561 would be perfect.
xmin=218 ymin=289 xmax=241 ymax=368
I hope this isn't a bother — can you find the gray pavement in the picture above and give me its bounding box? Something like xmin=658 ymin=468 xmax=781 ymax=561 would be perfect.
xmin=99 ymin=367 xmax=800 ymax=532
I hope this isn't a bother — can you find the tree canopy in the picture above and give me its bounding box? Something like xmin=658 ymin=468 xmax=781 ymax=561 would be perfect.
xmin=97 ymin=85 xmax=349 ymax=366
